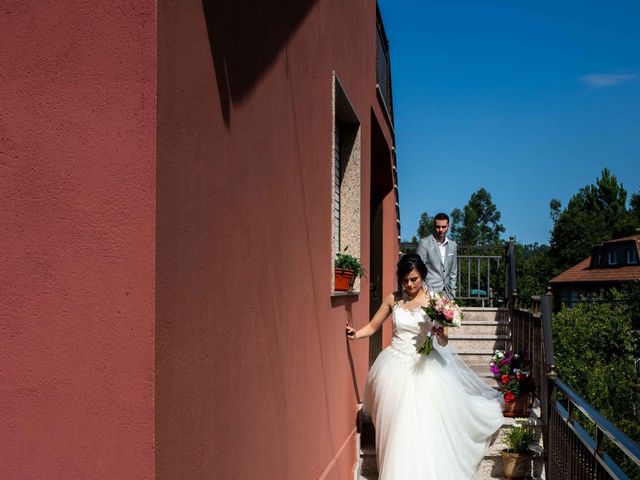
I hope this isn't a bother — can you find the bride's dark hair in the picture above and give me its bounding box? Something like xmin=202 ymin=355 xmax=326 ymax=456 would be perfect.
xmin=396 ymin=254 xmax=427 ymax=293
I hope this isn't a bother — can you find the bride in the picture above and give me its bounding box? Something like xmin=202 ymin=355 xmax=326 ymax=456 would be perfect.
xmin=346 ymin=254 xmax=503 ymax=479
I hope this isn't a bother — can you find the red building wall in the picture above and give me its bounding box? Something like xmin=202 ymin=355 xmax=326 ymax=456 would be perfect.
xmin=1 ymin=1 xmax=397 ymax=479
xmin=156 ymin=1 xmax=397 ymax=479
xmin=0 ymin=2 xmax=156 ymax=479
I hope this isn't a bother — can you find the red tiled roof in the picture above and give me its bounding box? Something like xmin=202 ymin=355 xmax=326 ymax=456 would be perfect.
xmin=603 ymin=234 xmax=640 ymax=244
xmin=549 ymin=256 xmax=640 ymax=284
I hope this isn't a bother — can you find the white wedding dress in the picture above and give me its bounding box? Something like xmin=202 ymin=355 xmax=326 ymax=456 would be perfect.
xmin=363 ymin=303 xmax=504 ymax=479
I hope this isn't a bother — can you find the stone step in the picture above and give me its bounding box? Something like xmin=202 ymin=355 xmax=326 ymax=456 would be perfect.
xmin=456 ymin=320 xmax=510 ymax=335
xmin=449 ymin=333 xmax=510 ymax=340
xmin=458 ymin=357 xmax=503 ymax=388
xmin=456 ymin=351 xmax=496 ymax=365
xmin=468 ymin=362 xmax=494 ymax=375
xmin=460 ymin=307 xmax=509 ymax=323
xmin=360 ymin=445 xmax=377 ymax=476
xmin=448 ymin=335 xmax=509 ymax=352
xmin=479 ymin=376 xmax=501 ymax=388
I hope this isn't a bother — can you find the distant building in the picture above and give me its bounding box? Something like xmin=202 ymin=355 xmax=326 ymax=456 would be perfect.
xmin=549 ymin=235 xmax=640 ymax=305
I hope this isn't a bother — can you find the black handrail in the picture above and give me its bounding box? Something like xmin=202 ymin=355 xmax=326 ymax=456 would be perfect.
xmin=536 ymin=288 xmax=640 ymax=479
xmin=550 ymin=377 xmax=640 ymax=470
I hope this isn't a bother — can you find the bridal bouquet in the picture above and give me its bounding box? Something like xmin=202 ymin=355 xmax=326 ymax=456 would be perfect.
xmin=416 ymin=292 xmax=463 ymax=355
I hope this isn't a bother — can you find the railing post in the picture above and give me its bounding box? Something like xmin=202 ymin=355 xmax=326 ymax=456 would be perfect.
xmin=504 ymin=237 xmax=516 ymax=309
xmin=541 ymin=286 xmax=556 ymax=373
xmin=541 ymin=286 xmax=557 ymax=480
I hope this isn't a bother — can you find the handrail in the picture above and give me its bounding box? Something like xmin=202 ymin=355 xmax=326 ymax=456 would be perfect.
xmin=535 ymin=288 xmax=640 ymax=479
xmin=550 ymin=377 xmax=640 ymax=470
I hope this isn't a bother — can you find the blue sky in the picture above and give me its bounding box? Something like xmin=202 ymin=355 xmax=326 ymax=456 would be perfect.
xmin=378 ymin=0 xmax=640 ymax=245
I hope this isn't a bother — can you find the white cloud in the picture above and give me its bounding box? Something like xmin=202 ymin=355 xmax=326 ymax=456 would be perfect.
xmin=580 ymin=73 xmax=637 ymax=88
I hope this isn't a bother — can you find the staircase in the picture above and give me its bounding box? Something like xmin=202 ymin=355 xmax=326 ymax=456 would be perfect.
xmin=356 ymin=307 xmax=544 ymax=480
xmin=450 ymin=307 xmax=510 ymax=388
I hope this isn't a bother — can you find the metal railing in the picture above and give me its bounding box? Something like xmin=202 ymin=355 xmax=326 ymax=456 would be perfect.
xmin=511 ymin=290 xmax=640 ymax=479
xmin=547 ymin=377 xmax=640 ymax=479
xmin=399 ymin=239 xmax=514 ymax=306
xmin=457 ymin=254 xmax=501 ymax=306
xmin=511 ymin=294 xmax=544 ymax=404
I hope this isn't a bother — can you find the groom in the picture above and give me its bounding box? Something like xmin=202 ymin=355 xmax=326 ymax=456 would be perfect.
xmin=416 ymin=212 xmax=458 ymax=299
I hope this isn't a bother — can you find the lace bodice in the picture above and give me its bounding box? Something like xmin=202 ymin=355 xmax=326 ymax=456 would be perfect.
xmin=388 ymin=305 xmax=433 ymax=361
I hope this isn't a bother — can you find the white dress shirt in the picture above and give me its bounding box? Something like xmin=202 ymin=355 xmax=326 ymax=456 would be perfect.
xmin=437 ymin=237 xmax=449 ymax=264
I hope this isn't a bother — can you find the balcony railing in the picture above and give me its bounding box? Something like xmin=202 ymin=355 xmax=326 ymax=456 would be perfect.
xmin=512 ymin=291 xmax=640 ymax=479
xmin=399 ymin=239 xmax=515 ymax=307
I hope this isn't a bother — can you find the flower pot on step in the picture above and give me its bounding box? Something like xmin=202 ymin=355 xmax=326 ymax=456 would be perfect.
xmin=500 ymin=451 xmax=534 ymax=480
xmin=503 ymin=393 xmax=530 ymax=418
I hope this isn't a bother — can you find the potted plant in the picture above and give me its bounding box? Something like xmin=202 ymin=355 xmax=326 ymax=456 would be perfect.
xmin=500 ymin=421 xmax=536 ymax=479
xmin=489 ymin=350 xmax=535 ymax=417
xmin=334 ymin=249 xmax=365 ymax=291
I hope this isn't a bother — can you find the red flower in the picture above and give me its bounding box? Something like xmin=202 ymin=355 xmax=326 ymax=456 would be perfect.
xmin=501 ymin=374 xmax=510 ymax=385
xmin=516 ymin=372 xmax=526 ymax=381
xmin=504 ymin=391 xmax=516 ymax=403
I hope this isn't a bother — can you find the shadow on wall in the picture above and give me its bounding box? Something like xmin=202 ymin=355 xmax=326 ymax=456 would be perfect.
xmin=201 ymin=0 xmax=318 ymax=126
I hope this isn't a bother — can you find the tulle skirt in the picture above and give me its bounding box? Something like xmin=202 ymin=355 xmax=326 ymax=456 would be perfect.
xmin=363 ymin=341 xmax=504 ymax=479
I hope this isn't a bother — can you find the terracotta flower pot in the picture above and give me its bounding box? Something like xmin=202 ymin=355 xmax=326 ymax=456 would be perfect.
xmin=500 ymin=451 xmax=534 ymax=480
xmin=503 ymin=393 xmax=530 ymax=418
xmin=334 ymin=268 xmax=354 ymax=291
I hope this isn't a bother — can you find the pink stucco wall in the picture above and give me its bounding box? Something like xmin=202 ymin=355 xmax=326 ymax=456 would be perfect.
xmin=0 ymin=1 xmax=397 ymax=478
xmin=156 ymin=1 xmax=397 ymax=479
xmin=0 ymin=3 xmax=156 ymax=479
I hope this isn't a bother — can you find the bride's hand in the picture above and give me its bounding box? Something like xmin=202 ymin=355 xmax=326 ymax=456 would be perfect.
xmin=431 ymin=325 xmax=445 ymax=338
xmin=431 ymin=325 xmax=448 ymax=345
xmin=345 ymin=324 xmax=357 ymax=340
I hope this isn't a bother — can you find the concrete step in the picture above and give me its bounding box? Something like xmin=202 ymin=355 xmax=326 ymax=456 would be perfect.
xmin=461 ymin=357 xmax=502 ymax=387
xmin=468 ymin=362 xmax=496 ymax=376
xmin=460 ymin=307 xmax=509 ymax=323
xmin=448 ymin=335 xmax=509 ymax=352
xmin=456 ymin=351 xmax=496 ymax=365
xmin=456 ymin=320 xmax=510 ymax=335
xmin=359 ymin=474 xmax=378 ymax=480
xmin=360 ymin=445 xmax=377 ymax=476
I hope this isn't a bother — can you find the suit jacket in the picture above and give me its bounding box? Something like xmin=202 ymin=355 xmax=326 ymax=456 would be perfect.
xmin=416 ymin=235 xmax=458 ymax=299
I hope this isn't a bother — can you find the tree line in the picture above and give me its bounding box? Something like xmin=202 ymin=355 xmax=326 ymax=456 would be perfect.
xmin=406 ymin=168 xmax=640 ymax=301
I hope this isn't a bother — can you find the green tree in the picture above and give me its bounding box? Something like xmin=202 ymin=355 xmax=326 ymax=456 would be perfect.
xmin=416 ymin=212 xmax=434 ymax=239
xmin=549 ymin=168 xmax=639 ymax=273
xmin=630 ymin=192 xmax=640 ymax=226
xmin=513 ymin=242 xmax=553 ymax=303
xmin=448 ymin=207 xmax=463 ymax=243
xmin=458 ymin=188 xmax=505 ymax=246
xmin=549 ymin=198 xmax=561 ymax=224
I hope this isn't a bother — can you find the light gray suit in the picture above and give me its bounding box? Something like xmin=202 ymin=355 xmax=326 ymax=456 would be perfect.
xmin=416 ymin=235 xmax=458 ymax=299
